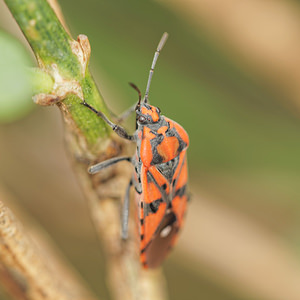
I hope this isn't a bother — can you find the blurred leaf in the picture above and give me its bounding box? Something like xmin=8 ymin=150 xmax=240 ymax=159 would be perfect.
xmin=0 ymin=30 xmax=34 ymax=123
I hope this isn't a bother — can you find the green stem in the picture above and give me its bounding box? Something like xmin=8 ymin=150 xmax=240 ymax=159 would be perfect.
xmin=4 ymin=0 xmax=111 ymax=148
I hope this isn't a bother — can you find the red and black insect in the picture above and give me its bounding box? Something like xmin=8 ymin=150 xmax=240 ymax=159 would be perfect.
xmin=82 ymin=33 xmax=189 ymax=268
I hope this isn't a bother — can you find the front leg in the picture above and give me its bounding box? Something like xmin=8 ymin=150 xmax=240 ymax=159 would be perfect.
xmin=82 ymin=100 xmax=135 ymax=141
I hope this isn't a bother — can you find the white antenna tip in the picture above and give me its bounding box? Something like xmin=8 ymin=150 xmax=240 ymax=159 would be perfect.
xmin=158 ymin=32 xmax=169 ymax=51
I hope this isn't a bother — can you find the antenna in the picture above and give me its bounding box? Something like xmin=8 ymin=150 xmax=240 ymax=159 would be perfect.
xmin=144 ymin=32 xmax=169 ymax=103
xmin=129 ymin=82 xmax=142 ymax=107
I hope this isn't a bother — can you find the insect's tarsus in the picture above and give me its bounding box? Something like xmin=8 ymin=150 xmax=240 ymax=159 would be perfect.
xmin=144 ymin=32 xmax=169 ymax=103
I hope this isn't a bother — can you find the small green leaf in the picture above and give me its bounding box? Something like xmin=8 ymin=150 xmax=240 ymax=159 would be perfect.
xmin=29 ymin=68 xmax=54 ymax=95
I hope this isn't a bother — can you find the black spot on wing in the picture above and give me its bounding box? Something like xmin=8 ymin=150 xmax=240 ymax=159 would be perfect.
xmin=144 ymin=198 xmax=163 ymax=216
xmin=174 ymin=185 xmax=187 ymax=198
xmin=172 ymin=179 xmax=176 ymax=187
xmin=149 ymin=198 xmax=163 ymax=213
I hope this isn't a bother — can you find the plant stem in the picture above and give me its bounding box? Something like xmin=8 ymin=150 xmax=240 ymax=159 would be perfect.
xmin=5 ymin=0 xmax=111 ymax=149
xmin=4 ymin=1 xmax=168 ymax=300
xmin=0 ymin=197 xmax=98 ymax=300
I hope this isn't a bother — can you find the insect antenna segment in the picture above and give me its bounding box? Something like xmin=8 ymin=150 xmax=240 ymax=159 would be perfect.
xmin=129 ymin=82 xmax=142 ymax=110
xmin=144 ymin=32 xmax=169 ymax=103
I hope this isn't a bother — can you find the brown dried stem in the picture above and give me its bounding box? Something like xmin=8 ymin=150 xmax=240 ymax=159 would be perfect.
xmin=0 ymin=197 xmax=97 ymax=300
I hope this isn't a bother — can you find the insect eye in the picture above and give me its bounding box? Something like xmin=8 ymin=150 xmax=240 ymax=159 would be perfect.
xmin=138 ymin=115 xmax=147 ymax=124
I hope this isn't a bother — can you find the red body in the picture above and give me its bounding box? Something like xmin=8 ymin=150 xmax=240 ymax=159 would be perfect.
xmin=133 ymin=104 xmax=189 ymax=268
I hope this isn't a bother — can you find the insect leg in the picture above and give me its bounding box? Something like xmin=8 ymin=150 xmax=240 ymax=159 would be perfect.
xmin=82 ymin=101 xmax=134 ymax=141
xmin=116 ymin=82 xmax=143 ymax=126
xmin=88 ymin=156 xmax=132 ymax=174
xmin=107 ymin=83 xmax=142 ymax=124
xmin=121 ymin=178 xmax=133 ymax=240
xmin=115 ymin=103 xmax=136 ymax=123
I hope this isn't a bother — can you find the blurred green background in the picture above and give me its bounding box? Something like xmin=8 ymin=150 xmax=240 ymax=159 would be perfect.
xmin=1 ymin=0 xmax=300 ymax=299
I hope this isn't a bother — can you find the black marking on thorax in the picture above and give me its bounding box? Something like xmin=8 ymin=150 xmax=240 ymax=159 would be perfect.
xmin=148 ymin=118 xmax=187 ymax=166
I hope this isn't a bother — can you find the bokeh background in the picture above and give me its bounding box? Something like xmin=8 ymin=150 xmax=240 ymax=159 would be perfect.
xmin=1 ymin=0 xmax=300 ymax=299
